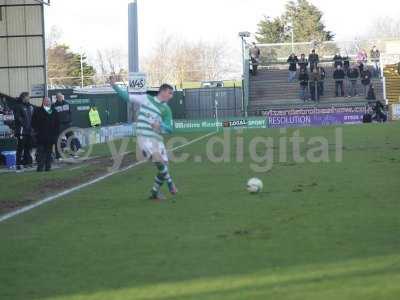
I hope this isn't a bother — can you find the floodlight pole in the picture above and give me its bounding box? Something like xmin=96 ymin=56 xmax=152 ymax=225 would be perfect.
xmin=80 ymin=51 xmax=84 ymax=88
xmin=128 ymin=0 xmax=139 ymax=73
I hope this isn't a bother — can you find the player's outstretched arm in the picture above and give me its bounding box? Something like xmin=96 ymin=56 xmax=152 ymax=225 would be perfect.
xmin=110 ymin=77 xmax=147 ymax=105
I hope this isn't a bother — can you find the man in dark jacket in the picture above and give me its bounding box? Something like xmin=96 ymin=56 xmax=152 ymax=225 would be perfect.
xmin=361 ymin=68 xmax=372 ymax=96
xmin=347 ymin=65 xmax=360 ymax=97
xmin=308 ymin=49 xmax=319 ymax=72
xmin=299 ymin=69 xmax=309 ymax=102
xmin=309 ymin=68 xmax=321 ymax=102
xmin=343 ymin=56 xmax=350 ymax=74
xmin=287 ymin=53 xmax=298 ymax=82
xmin=14 ymin=92 xmax=34 ymax=170
xmin=333 ymin=53 xmax=343 ymax=68
xmin=318 ymin=66 xmax=326 ymax=96
xmin=298 ymin=54 xmax=309 ymax=72
xmin=53 ymin=93 xmax=80 ymax=159
xmin=333 ymin=65 xmax=346 ymax=97
xmin=32 ymin=97 xmax=60 ymax=172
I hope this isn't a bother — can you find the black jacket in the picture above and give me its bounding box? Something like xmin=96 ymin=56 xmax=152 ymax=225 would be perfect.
xmin=287 ymin=56 xmax=298 ymax=71
xmin=308 ymin=53 xmax=319 ymax=65
xmin=348 ymin=68 xmax=359 ymax=80
xmin=333 ymin=55 xmax=343 ymax=68
xmin=319 ymin=67 xmax=326 ymax=80
xmin=333 ymin=69 xmax=346 ymax=80
xmin=298 ymin=59 xmax=309 ymax=71
xmin=361 ymin=70 xmax=372 ymax=85
xmin=53 ymin=100 xmax=72 ymax=126
xmin=299 ymin=73 xmax=309 ymax=86
xmin=32 ymin=107 xmax=60 ymax=145
xmin=13 ymin=100 xmax=34 ymax=136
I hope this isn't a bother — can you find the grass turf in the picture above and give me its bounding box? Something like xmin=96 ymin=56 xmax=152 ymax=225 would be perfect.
xmin=0 ymin=123 xmax=400 ymax=300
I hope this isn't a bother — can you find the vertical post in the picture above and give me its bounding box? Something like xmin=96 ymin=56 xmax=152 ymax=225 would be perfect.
xmin=80 ymin=52 xmax=84 ymax=88
xmin=128 ymin=0 xmax=139 ymax=123
xmin=241 ymin=37 xmax=247 ymax=117
xmin=291 ymin=28 xmax=294 ymax=53
xmin=128 ymin=0 xmax=139 ymax=73
xmin=41 ymin=3 xmax=48 ymax=97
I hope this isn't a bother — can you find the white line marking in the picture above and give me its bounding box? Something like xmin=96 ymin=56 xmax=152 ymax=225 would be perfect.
xmin=0 ymin=132 xmax=216 ymax=224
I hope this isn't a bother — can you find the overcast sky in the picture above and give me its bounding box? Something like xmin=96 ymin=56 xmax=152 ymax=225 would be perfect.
xmin=45 ymin=0 xmax=400 ymax=68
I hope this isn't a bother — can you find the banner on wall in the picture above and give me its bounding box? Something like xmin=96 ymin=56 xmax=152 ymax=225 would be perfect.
xmin=266 ymin=106 xmax=367 ymax=128
xmin=174 ymin=117 xmax=267 ymax=132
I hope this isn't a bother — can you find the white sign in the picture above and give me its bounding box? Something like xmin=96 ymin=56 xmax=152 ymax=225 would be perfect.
xmin=391 ymin=104 xmax=400 ymax=120
xmin=128 ymin=72 xmax=147 ymax=93
xmin=31 ymin=84 xmax=45 ymax=98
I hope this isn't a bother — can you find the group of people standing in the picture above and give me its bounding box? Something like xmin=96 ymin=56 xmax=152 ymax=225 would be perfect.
xmin=287 ymin=50 xmax=326 ymax=102
xmin=286 ymin=47 xmax=380 ymax=102
xmin=13 ymin=92 xmax=80 ymax=172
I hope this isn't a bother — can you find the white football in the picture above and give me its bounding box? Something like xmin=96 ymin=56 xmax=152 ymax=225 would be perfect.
xmin=247 ymin=178 xmax=263 ymax=193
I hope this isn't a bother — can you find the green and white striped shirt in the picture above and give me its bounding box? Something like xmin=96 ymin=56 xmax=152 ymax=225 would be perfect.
xmin=112 ymin=85 xmax=173 ymax=141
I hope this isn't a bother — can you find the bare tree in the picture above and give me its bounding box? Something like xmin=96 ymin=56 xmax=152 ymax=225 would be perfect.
xmin=143 ymin=36 xmax=236 ymax=86
xmin=367 ymin=17 xmax=400 ymax=39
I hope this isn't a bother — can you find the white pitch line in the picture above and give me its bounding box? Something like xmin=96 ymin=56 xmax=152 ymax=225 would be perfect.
xmin=0 ymin=131 xmax=216 ymax=224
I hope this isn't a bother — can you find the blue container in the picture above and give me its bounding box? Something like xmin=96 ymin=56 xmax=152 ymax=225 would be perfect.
xmin=2 ymin=151 xmax=16 ymax=169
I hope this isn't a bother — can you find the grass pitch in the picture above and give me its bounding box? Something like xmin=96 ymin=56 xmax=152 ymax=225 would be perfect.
xmin=0 ymin=123 xmax=400 ymax=300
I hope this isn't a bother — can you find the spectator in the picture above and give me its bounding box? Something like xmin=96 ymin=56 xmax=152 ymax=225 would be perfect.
xmin=298 ymin=69 xmax=309 ymax=102
xmin=32 ymin=97 xmax=60 ymax=172
xmin=370 ymin=46 xmax=381 ymax=77
xmin=298 ymin=54 xmax=309 ymax=72
xmin=361 ymin=68 xmax=372 ymax=96
xmin=249 ymin=42 xmax=261 ymax=76
xmin=287 ymin=53 xmax=299 ymax=82
xmin=53 ymin=93 xmax=81 ymax=160
xmin=343 ymin=56 xmax=350 ymax=74
xmin=333 ymin=65 xmax=346 ymax=97
xmin=318 ymin=66 xmax=326 ymax=96
xmin=358 ymin=61 xmax=365 ymax=75
xmin=333 ymin=53 xmax=343 ymax=68
xmin=356 ymin=49 xmax=368 ymax=65
xmin=13 ymin=92 xmax=34 ymax=170
xmin=347 ymin=65 xmax=360 ymax=97
xmin=309 ymin=68 xmax=321 ymax=102
xmin=373 ymin=100 xmax=387 ymax=122
xmin=89 ymin=106 xmax=101 ymax=127
xmin=308 ymin=49 xmax=319 ymax=72
xmin=367 ymin=84 xmax=376 ymax=101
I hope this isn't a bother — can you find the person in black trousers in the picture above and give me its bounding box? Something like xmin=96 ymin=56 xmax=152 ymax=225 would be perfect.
xmin=54 ymin=93 xmax=80 ymax=159
xmin=308 ymin=49 xmax=319 ymax=72
xmin=361 ymin=68 xmax=372 ymax=97
xmin=32 ymin=97 xmax=60 ymax=172
xmin=333 ymin=65 xmax=346 ymax=97
xmin=299 ymin=69 xmax=309 ymax=102
xmin=318 ymin=66 xmax=326 ymax=96
xmin=13 ymin=92 xmax=34 ymax=170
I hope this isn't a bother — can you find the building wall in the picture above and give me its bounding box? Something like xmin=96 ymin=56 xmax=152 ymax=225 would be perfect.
xmin=0 ymin=0 xmax=45 ymax=105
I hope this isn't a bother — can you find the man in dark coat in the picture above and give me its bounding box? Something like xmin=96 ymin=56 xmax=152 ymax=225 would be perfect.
xmin=287 ymin=53 xmax=298 ymax=82
xmin=347 ymin=65 xmax=360 ymax=97
xmin=32 ymin=97 xmax=60 ymax=172
xmin=53 ymin=93 xmax=80 ymax=159
xmin=298 ymin=54 xmax=309 ymax=72
xmin=308 ymin=49 xmax=319 ymax=72
xmin=333 ymin=65 xmax=346 ymax=97
xmin=333 ymin=53 xmax=343 ymax=68
xmin=13 ymin=92 xmax=34 ymax=170
xmin=299 ymin=69 xmax=309 ymax=102
xmin=361 ymin=68 xmax=372 ymax=96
